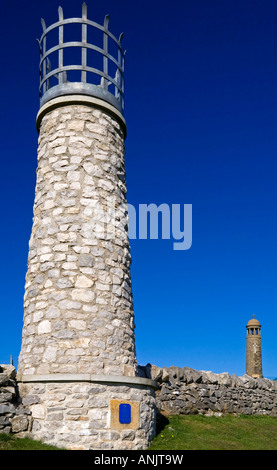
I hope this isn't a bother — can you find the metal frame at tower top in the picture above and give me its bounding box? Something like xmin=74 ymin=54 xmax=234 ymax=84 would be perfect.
xmin=38 ymin=3 xmax=125 ymax=113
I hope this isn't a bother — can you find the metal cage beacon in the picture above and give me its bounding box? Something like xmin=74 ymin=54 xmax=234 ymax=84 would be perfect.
xmin=38 ymin=3 xmax=125 ymax=113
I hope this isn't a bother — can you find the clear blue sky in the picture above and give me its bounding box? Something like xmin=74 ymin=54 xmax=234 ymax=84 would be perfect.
xmin=0 ymin=0 xmax=277 ymax=378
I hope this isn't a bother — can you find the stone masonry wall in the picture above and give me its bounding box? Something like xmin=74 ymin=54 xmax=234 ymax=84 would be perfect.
xmin=1 ymin=362 xmax=155 ymax=449
xmin=18 ymin=104 xmax=136 ymax=379
xmin=138 ymin=364 xmax=277 ymax=416
xmin=2 ymin=362 xmax=277 ymax=446
xmin=0 ymin=365 xmax=31 ymax=435
xmin=18 ymin=380 xmax=156 ymax=450
xmin=14 ymin=101 xmax=157 ymax=450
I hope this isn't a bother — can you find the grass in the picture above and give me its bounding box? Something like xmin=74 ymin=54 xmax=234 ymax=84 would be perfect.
xmin=0 ymin=433 xmax=62 ymax=450
xmin=1 ymin=414 xmax=277 ymax=450
xmin=148 ymin=413 xmax=277 ymax=450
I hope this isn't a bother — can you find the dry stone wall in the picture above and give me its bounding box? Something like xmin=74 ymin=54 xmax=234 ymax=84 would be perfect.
xmin=2 ymin=362 xmax=277 ymax=446
xmin=0 ymin=365 xmax=31 ymax=435
xmin=138 ymin=364 xmax=277 ymax=416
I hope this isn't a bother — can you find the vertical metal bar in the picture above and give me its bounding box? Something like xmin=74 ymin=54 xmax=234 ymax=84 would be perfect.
xmin=46 ymin=58 xmax=51 ymax=90
xmin=103 ymin=14 xmax=109 ymax=89
xmin=82 ymin=2 xmax=87 ymax=83
xmin=37 ymin=39 xmax=42 ymax=97
xmin=58 ymin=6 xmax=64 ymax=84
xmin=41 ymin=18 xmax=47 ymax=95
xmin=122 ymin=50 xmax=126 ymax=110
xmin=116 ymin=33 xmax=124 ymax=101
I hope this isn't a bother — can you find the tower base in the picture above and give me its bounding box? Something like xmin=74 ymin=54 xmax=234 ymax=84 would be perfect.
xmin=18 ymin=375 xmax=157 ymax=450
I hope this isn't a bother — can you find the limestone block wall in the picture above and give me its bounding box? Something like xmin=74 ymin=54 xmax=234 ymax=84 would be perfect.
xmin=139 ymin=365 xmax=277 ymax=416
xmin=2 ymin=362 xmax=277 ymax=448
xmin=17 ymin=104 xmax=136 ymax=379
xmin=18 ymin=380 xmax=156 ymax=450
xmin=0 ymin=363 xmax=156 ymax=449
xmin=0 ymin=365 xmax=31 ymax=434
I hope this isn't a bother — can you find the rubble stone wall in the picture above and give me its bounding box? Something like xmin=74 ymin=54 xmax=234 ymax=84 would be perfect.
xmin=1 ymin=363 xmax=277 ymax=447
xmin=138 ymin=364 xmax=277 ymax=416
xmin=0 ymin=364 xmax=156 ymax=449
xmin=18 ymin=380 xmax=156 ymax=450
xmin=0 ymin=365 xmax=31 ymax=435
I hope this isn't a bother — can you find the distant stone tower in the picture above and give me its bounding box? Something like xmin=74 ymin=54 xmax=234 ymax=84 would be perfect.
xmin=246 ymin=314 xmax=263 ymax=378
xmin=17 ymin=4 xmax=156 ymax=450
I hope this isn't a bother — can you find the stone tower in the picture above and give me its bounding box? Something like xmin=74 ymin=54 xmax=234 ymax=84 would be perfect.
xmin=246 ymin=314 xmax=263 ymax=378
xmin=17 ymin=4 xmax=156 ymax=450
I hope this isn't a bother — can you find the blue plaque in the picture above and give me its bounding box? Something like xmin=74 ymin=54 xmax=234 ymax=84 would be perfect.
xmin=119 ymin=403 xmax=131 ymax=424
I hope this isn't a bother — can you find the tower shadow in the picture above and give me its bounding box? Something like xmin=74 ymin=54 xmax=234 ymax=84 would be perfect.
xmin=155 ymin=411 xmax=170 ymax=435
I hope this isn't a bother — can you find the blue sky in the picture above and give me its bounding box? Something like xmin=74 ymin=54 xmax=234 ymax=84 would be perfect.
xmin=1 ymin=0 xmax=277 ymax=378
